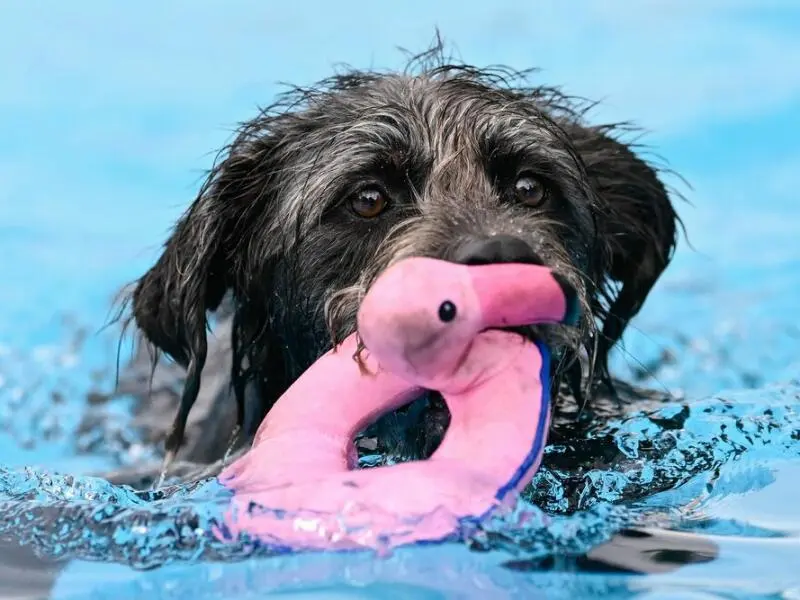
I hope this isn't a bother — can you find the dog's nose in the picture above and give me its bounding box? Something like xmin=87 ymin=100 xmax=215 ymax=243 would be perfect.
xmin=452 ymin=235 xmax=544 ymax=266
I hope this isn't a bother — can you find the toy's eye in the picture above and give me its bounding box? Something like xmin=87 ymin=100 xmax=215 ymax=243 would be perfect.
xmin=438 ymin=300 xmax=457 ymax=323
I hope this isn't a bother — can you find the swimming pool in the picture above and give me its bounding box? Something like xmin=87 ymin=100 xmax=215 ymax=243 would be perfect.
xmin=2 ymin=2 xmax=799 ymax=598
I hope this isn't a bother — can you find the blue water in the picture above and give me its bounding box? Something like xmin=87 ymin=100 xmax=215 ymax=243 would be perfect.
xmin=2 ymin=2 xmax=800 ymax=598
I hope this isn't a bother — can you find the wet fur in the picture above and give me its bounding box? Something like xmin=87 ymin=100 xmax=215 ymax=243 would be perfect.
xmin=114 ymin=41 xmax=683 ymax=479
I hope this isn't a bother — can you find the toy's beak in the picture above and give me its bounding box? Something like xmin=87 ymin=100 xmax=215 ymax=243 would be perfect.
xmin=468 ymin=263 xmax=579 ymax=330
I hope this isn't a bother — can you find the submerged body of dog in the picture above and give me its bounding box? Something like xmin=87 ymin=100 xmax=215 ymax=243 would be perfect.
xmin=106 ymin=47 xmax=682 ymax=489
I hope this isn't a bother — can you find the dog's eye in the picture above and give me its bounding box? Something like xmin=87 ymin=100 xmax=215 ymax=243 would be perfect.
xmin=351 ymin=187 xmax=388 ymax=218
xmin=514 ymin=174 xmax=548 ymax=207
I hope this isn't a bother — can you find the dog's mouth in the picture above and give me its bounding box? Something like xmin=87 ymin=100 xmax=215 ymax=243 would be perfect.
xmin=352 ymin=235 xmax=581 ymax=465
xmin=354 ymin=322 xmax=568 ymax=465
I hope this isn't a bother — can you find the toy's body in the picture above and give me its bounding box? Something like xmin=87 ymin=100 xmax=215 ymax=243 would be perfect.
xmin=216 ymin=258 xmax=575 ymax=552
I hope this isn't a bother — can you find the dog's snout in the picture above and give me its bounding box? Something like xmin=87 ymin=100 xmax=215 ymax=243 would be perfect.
xmin=452 ymin=235 xmax=543 ymax=266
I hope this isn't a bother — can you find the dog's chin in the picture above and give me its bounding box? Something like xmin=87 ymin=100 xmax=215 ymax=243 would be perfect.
xmin=355 ymin=390 xmax=450 ymax=464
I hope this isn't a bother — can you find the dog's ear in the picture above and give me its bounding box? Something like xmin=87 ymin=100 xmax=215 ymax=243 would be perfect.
xmin=570 ymin=125 xmax=681 ymax=366
xmin=129 ymin=127 xmax=279 ymax=460
xmin=131 ymin=197 xmax=225 ymax=371
xmin=131 ymin=143 xmax=265 ymax=368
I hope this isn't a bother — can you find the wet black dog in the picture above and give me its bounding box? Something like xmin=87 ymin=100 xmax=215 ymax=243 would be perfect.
xmin=108 ymin=44 xmax=681 ymax=488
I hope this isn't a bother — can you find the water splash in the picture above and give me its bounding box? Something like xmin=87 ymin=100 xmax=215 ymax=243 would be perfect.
xmin=0 ymin=379 xmax=796 ymax=574
xmin=0 ymin=318 xmax=158 ymax=472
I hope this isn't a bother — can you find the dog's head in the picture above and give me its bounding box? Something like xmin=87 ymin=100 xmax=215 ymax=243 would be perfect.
xmin=126 ymin=47 xmax=680 ymax=446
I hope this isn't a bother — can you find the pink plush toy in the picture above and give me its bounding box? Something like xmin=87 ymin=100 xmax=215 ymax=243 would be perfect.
xmin=215 ymin=257 xmax=576 ymax=552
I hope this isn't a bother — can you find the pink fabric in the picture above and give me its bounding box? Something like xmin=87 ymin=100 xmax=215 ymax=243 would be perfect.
xmin=215 ymin=257 xmax=570 ymax=552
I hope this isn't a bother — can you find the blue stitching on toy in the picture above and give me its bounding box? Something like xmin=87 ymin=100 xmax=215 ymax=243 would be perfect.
xmin=493 ymin=338 xmax=550 ymax=501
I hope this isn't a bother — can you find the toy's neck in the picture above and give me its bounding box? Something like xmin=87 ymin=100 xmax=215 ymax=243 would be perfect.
xmin=431 ymin=331 xmax=551 ymax=497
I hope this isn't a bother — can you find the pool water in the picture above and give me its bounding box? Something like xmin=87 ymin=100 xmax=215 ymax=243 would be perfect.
xmin=2 ymin=2 xmax=800 ymax=598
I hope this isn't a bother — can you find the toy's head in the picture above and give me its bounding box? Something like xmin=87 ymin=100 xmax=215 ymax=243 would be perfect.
xmin=356 ymin=257 xmax=577 ymax=386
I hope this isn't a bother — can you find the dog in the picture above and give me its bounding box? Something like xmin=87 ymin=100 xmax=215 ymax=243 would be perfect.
xmin=106 ymin=42 xmax=681 ymax=489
